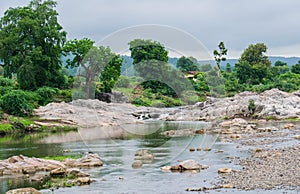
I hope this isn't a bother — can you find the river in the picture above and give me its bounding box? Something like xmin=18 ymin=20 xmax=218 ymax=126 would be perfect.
xmin=0 ymin=121 xmax=296 ymax=194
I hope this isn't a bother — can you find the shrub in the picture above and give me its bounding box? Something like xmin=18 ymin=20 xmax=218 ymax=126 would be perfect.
xmin=35 ymin=86 xmax=57 ymax=105
xmin=0 ymin=86 xmax=14 ymax=96
xmin=0 ymin=90 xmax=33 ymax=116
xmin=0 ymin=76 xmax=15 ymax=87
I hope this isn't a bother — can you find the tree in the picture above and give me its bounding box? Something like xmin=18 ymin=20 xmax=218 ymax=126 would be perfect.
xmin=128 ymin=39 xmax=191 ymax=97
xmin=63 ymin=38 xmax=121 ymax=98
xmin=274 ymin=60 xmax=287 ymax=67
xmin=99 ymin=55 xmax=123 ymax=93
xmin=213 ymin=42 xmax=227 ymax=76
xmin=239 ymin=43 xmax=271 ymax=67
xmin=291 ymin=61 xmax=300 ymax=74
xmin=176 ymin=56 xmax=199 ymax=72
xmin=235 ymin=43 xmax=271 ymax=85
xmin=0 ymin=0 xmax=66 ymax=90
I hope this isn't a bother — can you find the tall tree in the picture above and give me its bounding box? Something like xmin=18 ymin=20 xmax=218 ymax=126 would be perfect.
xmin=239 ymin=43 xmax=271 ymax=67
xmin=235 ymin=43 xmax=271 ymax=84
xmin=213 ymin=42 xmax=227 ymax=76
xmin=63 ymin=38 xmax=121 ymax=98
xmin=128 ymin=39 xmax=190 ymax=97
xmin=0 ymin=0 xmax=66 ymax=90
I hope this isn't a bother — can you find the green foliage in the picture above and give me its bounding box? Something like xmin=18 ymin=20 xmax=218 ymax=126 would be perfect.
xmin=213 ymin=42 xmax=227 ymax=74
xmin=176 ymin=56 xmax=199 ymax=72
xmin=64 ymin=38 xmax=121 ymax=98
xmin=239 ymin=43 xmax=271 ymax=67
xmin=0 ymin=0 xmax=66 ymax=90
xmin=99 ymin=55 xmax=123 ymax=93
xmin=0 ymin=90 xmax=34 ymax=116
xmin=35 ymin=86 xmax=57 ymax=105
xmin=248 ymin=99 xmax=256 ymax=114
xmin=0 ymin=76 xmax=14 ymax=87
xmin=129 ymin=39 xmax=192 ymax=98
xmin=291 ymin=61 xmax=300 ymax=74
xmin=191 ymin=72 xmax=210 ymax=93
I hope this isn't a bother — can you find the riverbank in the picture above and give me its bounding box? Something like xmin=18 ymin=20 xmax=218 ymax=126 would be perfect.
xmin=214 ymin=118 xmax=300 ymax=191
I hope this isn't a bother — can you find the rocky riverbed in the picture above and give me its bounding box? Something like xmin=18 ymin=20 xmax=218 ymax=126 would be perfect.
xmin=213 ymin=118 xmax=300 ymax=191
xmin=34 ymin=89 xmax=300 ymax=128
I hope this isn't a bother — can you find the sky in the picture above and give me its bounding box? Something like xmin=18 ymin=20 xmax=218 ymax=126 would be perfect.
xmin=1 ymin=0 xmax=300 ymax=59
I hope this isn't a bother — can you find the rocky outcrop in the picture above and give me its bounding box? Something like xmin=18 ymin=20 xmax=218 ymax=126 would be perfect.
xmin=0 ymin=154 xmax=102 ymax=177
xmin=164 ymin=89 xmax=300 ymax=121
xmin=34 ymin=89 xmax=300 ymax=128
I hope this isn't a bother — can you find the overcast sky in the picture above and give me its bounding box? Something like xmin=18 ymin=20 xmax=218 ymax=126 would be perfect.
xmin=1 ymin=0 xmax=300 ymax=59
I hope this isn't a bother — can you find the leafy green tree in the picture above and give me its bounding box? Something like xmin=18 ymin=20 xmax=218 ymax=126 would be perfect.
xmin=99 ymin=55 xmax=123 ymax=93
xmin=63 ymin=38 xmax=121 ymax=98
xmin=128 ymin=39 xmax=192 ymax=97
xmin=0 ymin=0 xmax=66 ymax=90
xmin=239 ymin=43 xmax=271 ymax=67
xmin=176 ymin=56 xmax=199 ymax=72
xmin=213 ymin=42 xmax=227 ymax=76
xmin=235 ymin=43 xmax=271 ymax=85
xmin=291 ymin=61 xmax=300 ymax=74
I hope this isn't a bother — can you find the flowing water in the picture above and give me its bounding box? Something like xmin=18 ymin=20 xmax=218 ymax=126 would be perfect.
xmin=0 ymin=121 xmax=297 ymax=194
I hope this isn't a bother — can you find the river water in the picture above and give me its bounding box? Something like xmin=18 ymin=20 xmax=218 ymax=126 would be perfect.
xmin=0 ymin=121 xmax=297 ymax=194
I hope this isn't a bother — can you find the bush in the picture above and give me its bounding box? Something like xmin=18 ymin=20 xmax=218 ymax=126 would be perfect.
xmin=0 ymin=90 xmax=34 ymax=116
xmin=35 ymin=87 xmax=57 ymax=105
xmin=0 ymin=86 xmax=14 ymax=96
xmin=131 ymin=97 xmax=150 ymax=106
xmin=0 ymin=76 xmax=15 ymax=87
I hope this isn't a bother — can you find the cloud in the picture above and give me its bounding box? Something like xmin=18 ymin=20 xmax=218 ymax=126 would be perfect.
xmin=1 ymin=0 xmax=300 ymax=58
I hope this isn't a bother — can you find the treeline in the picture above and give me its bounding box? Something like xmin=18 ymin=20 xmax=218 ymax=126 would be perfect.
xmin=0 ymin=0 xmax=299 ymax=117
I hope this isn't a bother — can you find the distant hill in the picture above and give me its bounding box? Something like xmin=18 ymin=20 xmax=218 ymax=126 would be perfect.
xmin=199 ymin=56 xmax=300 ymax=69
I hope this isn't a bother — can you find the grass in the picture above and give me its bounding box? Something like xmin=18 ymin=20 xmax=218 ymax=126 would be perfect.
xmin=42 ymin=155 xmax=81 ymax=161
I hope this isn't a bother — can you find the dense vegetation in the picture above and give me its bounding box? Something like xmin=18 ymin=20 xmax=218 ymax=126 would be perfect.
xmin=0 ymin=0 xmax=299 ymax=116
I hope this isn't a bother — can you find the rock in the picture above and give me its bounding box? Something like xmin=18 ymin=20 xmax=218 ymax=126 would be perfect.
xmin=6 ymin=187 xmax=41 ymax=194
xmin=77 ymin=177 xmax=91 ymax=185
xmin=189 ymin=147 xmax=195 ymax=152
xmin=134 ymin=150 xmax=154 ymax=161
xmin=64 ymin=154 xmax=103 ymax=167
xmin=284 ymin=123 xmax=295 ymax=129
xmin=222 ymin=183 xmax=234 ymax=188
xmin=50 ymin=167 xmax=66 ymax=177
xmin=67 ymin=168 xmax=90 ymax=177
xmin=161 ymin=166 xmax=173 ymax=171
xmin=230 ymin=134 xmax=241 ymax=138
xmin=231 ymin=118 xmax=248 ymax=127
xmin=254 ymin=148 xmax=263 ymax=152
xmin=22 ymin=167 xmax=36 ymax=174
xmin=203 ymin=148 xmax=211 ymax=151
xmin=294 ymin=135 xmax=300 ymax=139
xmin=31 ymin=174 xmax=45 ymax=182
xmin=218 ymin=168 xmax=233 ymax=173
xmin=200 ymin=165 xmax=209 ymax=170
xmin=132 ymin=160 xmax=143 ymax=169
xmin=196 ymin=148 xmax=201 ymax=151
xmin=179 ymin=159 xmax=201 ymax=170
